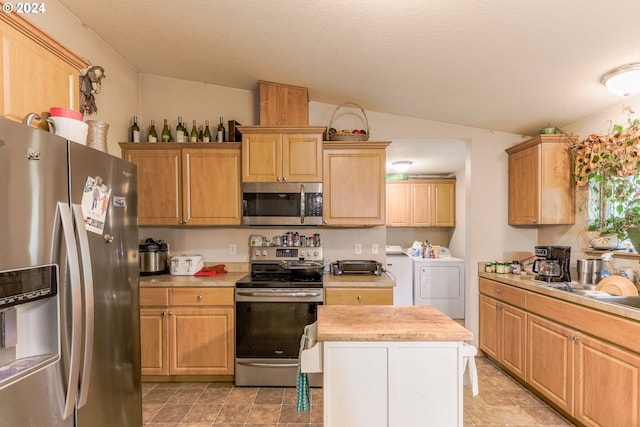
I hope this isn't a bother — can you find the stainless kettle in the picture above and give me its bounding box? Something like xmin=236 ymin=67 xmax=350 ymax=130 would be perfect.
xmin=139 ymin=238 xmax=169 ymax=275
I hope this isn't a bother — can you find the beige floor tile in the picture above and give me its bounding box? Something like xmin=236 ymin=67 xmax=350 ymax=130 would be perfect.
xmin=142 ymin=356 xmax=575 ymax=427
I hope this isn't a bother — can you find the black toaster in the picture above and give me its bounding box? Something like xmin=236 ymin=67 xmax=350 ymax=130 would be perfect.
xmin=332 ymin=260 xmax=383 ymax=276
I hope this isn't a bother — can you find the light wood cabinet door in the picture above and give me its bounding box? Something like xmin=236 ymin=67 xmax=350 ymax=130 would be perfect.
xmin=506 ymin=135 xmax=576 ymax=225
xmin=433 ymin=182 xmax=456 ymax=226
xmin=386 ymin=182 xmax=411 ymax=226
xmin=282 ymin=133 xmax=322 ymax=182
xmin=526 ymin=313 xmax=574 ymax=415
xmin=122 ymin=148 xmax=182 ymax=225
xmin=323 ymin=142 xmax=389 ymax=226
xmin=241 ymin=132 xmax=281 ymax=182
xmin=140 ymin=308 xmax=169 ymax=376
xmin=325 ymin=288 xmax=393 ymax=305
xmin=410 ymin=182 xmax=433 ymax=226
xmin=0 ymin=13 xmax=86 ymax=124
xmin=240 ymin=126 xmax=324 ymax=182
xmin=182 ymin=148 xmax=241 ymax=225
xmin=479 ymin=294 xmax=499 ymax=360
xmin=500 ymin=303 xmax=527 ymax=379
xmin=169 ymin=307 xmax=234 ymax=375
xmin=574 ymin=333 xmax=640 ymax=427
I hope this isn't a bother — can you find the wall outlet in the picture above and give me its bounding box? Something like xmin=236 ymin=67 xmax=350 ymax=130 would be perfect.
xmin=229 ymin=244 xmax=237 ymax=255
xmin=371 ymin=243 xmax=379 ymax=255
xmin=355 ymin=243 xmax=362 ymax=255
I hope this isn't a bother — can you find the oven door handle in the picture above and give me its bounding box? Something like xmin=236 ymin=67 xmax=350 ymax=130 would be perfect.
xmin=237 ymin=361 xmax=299 ymax=368
xmin=236 ymin=290 xmax=323 ymax=298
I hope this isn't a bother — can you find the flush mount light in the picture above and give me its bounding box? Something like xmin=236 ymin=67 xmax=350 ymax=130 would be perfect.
xmin=601 ymin=63 xmax=640 ymax=96
xmin=392 ymin=161 xmax=413 ymax=173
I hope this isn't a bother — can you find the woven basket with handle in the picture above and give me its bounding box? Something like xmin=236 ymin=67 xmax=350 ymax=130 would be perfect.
xmin=327 ymin=102 xmax=370 ymax=141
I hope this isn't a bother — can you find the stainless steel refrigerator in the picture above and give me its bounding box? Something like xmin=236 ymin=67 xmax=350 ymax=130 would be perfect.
xmin=0 ymin=117 xmax=142 ymax=426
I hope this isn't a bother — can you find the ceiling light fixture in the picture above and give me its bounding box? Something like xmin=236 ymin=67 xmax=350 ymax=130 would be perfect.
xmin=601 ymin=63 xmax=640 ymax=96
xmin=392 ymin=161 xmax=413 ymax=173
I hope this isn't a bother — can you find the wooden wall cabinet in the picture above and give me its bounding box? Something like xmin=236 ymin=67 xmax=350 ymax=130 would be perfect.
xmin=505 ymin=134 xmax=577 ymax=225
xmin=239 ymin=126 xmax=324 ymax=183
xmin=120 ymin=143 xmax=241 ymax=226
xmin=259 ymin=80 xmax=309 ymax=126
xmin=325 ymin=287 xmax=393 ymax=305
xmin=386 ymin=179 xmax=456 ymax=227
xmin=322 ymin=141 xmax=390 ymax=226
xmin=139 ymin=287 xmax=235 ymax=377
xmin=0 ymin=11 xmax=87 ymax=124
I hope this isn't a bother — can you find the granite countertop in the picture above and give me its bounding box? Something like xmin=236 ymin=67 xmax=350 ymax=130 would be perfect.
xmin=139 ymin=271 xmax=248 ymax=287
xmin=317 ymin=305 xmax=473 ymax=342
xmin=479 ymin=272 xmax=640 ymax=322
xmin=322 ymin=273 xmax=395 ymax=287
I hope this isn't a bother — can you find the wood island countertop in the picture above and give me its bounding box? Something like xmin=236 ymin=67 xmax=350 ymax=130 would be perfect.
xmin=317 ymin=305 xmax=473 ymax=342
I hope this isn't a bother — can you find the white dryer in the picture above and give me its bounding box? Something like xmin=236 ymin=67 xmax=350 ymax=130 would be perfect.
xmin=412 ymin=256 xmax=465 ymax=319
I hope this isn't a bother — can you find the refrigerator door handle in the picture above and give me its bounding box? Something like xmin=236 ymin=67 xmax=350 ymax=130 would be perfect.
xmin=72 ymin=203 xmax=94 ymax=408
xmin=57 ymin=202 xmax=83 ymax=420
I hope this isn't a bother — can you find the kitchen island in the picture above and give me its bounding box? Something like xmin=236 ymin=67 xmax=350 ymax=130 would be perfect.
xmin=316 ymin=305 xmax=473 ymax=427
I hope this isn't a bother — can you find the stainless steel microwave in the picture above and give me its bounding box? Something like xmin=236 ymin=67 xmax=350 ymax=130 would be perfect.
xmin=242 ymin=182 xmax=323 ymax=225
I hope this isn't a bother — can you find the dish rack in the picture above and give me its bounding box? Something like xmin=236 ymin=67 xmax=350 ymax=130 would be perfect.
xmin=327 ymin=102 xmax=370 ymax=141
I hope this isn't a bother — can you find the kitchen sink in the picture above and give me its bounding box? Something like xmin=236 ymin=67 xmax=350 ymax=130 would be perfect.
xmin=593 ymin=296 xmax=640 ymax=310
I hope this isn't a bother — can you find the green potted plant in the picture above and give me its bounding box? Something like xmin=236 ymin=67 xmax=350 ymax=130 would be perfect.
xmin=571 ymin=106 xmax=640 ymax=251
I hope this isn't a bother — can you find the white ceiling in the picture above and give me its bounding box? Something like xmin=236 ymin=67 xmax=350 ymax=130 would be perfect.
xmin=58 ymin=0 xmax=640 ymax=174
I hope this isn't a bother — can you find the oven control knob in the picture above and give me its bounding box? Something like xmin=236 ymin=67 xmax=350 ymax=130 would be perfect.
xmin=254 ymin=249 xmax=261 ymax=257
xmin=262 ymin=249 xmax=267 ymax=256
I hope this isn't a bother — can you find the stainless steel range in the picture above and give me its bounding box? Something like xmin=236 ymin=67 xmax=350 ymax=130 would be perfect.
xmin=235 ymin=246 xmax=324 ymax=387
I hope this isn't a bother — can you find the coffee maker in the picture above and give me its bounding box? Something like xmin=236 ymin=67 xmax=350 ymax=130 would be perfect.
xmin=533 ymin=246 xmax=571 ymax=282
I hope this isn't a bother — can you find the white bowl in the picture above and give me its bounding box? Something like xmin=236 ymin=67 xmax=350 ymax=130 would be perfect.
xmin=47 ymin=116 xmax=88 ymax=145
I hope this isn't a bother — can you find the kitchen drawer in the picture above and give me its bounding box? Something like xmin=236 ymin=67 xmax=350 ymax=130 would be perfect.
xmin=325 ymin=287 xmax=393 ymax=305
xmin=140 ymin=287 xmax=169 ymax=307
xmin=479 ymin=278 xmax=526 ymax=308
xmin=170 ymin=287 xmax=234 ymax=306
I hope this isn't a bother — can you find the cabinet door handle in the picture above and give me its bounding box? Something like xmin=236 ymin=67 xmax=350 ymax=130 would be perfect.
xmin=168 ymin=311 xmax=173 ymax=316
xmin=496 ymin=288 xmax=502 ymax=294
xmin=161 ymin=311 xmax=166 ymax=316
xmin=357 ymin=295 xmax=363 ymax=301
xmin=495 ymin=303 xmax=502 ymax=309
xmin=572 ymin=335 xmax=580 ymax=341
xmin=197 ymin=295 xmax=203 ymax=301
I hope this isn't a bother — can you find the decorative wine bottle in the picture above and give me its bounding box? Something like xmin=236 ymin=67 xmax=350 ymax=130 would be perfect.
xmin=216 ymin=116 xmax=226 ymax=142
xmin=203 ymin=120 xmax=212 ymax=142
xmin=147 ymin=120 xmax=158 ymax=142
xmin=130 ymin=115 xmax=140 ymax=142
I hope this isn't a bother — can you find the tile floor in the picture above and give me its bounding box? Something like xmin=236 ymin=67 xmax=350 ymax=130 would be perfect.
xmin=142 ymin=357 xmax=575 ymax=427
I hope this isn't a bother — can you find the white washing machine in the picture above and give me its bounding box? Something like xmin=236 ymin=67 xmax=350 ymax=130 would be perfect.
xmin=412 ymin=256 xmax=465 ymax=319
xmin=385 ymin=249 xmax=414 ymax=305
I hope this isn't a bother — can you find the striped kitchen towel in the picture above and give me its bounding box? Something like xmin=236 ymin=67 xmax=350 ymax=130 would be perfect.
xmin=296 ymin=324 xmax=312 ymax=412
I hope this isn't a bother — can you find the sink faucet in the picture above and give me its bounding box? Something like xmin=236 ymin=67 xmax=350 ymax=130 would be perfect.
xmin=559 ymin=282 xmax=574 ymax=292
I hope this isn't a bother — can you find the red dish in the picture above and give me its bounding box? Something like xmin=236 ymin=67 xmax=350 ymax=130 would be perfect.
xmin=50 ymin=107 xmax=82 ymax=121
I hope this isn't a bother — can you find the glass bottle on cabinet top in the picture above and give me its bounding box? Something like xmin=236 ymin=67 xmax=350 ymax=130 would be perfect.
xmin=147 ymin=120 xmax=158 ymax=142
xmin=190 ymin=120 xmax=198 ymax=142
xmin=217 ymin=117 xmax=225 ymax=142
xmin=130 ymin=115 xmax=140 ymax=142
xmin=161 ymin=119 xmax=172 ymax=142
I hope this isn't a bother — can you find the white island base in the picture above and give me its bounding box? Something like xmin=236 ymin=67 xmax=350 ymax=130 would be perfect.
xmin=315 ymin=305 xmax=473 ymax=427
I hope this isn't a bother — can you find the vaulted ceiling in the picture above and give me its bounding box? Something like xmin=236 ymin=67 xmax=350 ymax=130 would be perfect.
xmin=58 ymin=0 xmax=640 ymax=173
